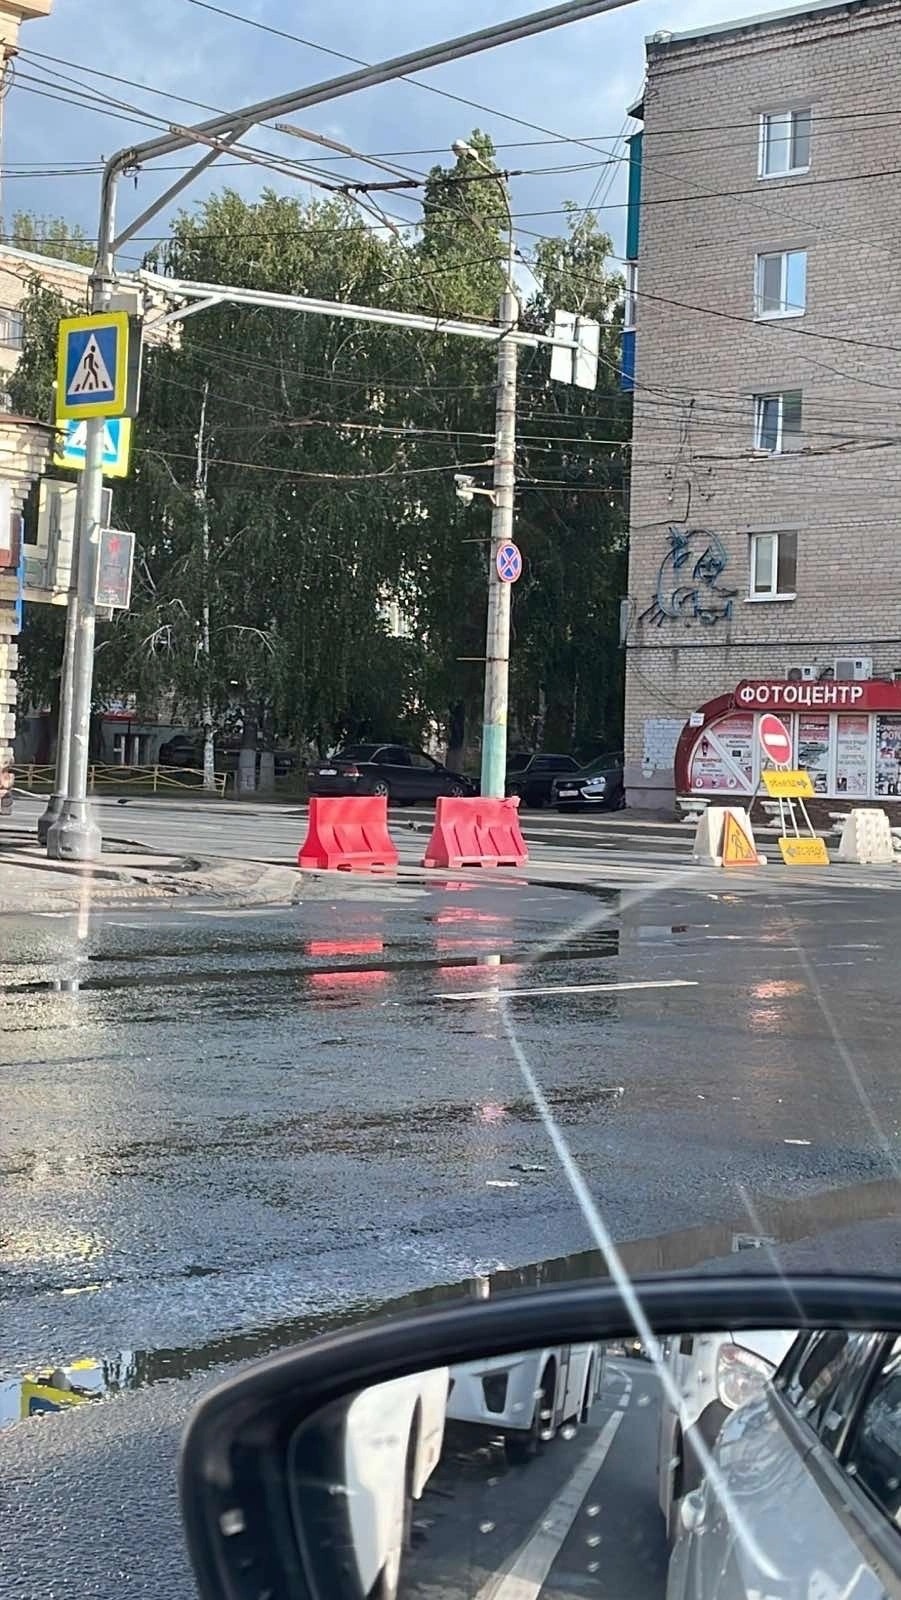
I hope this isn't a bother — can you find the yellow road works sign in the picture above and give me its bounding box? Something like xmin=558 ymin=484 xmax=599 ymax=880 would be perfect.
xmin=722 ymin=810 xmax=760 ymax=867
xmin=20 ymin=1378 xmax=87 ymax=1418
xmin=762 ymin=769 xmax=815 ymax=798
xmin=779 ymin=836 xmax=830 ymax=866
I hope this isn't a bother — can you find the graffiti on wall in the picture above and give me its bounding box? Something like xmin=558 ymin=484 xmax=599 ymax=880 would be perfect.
xmin=639 ymin=526 xmax=737 ymax=628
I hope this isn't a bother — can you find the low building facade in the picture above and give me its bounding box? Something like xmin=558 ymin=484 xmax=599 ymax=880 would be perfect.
xmin=622 ymin=0 xmax=901 ymax=809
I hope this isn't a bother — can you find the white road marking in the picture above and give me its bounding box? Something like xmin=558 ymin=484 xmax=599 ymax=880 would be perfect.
xmin=473 ymin=1406 xmax=627 ymax=1600
xmin=436 ymin=978 xmax=698 ymax=1002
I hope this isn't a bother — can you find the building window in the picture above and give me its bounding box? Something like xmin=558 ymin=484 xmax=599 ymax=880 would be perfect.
xmin=754 ymin=390 xmax=802 ymax=452
xmin=624 ymin=262 xmax=638 ymax=330
xmin=755 ymin=250 xmax=806 ymax=319
xmin=759 ymin=110 xmax=811 ymax=178
xmin=0 ymin=307 xmax=24 ymax=350
xmin=749 ymin=530 xmax=797 ymax=599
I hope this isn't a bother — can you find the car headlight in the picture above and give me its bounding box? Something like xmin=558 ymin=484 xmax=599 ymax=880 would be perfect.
xmin=716 ymin=1344 xmax=773 ymax=1410
xmin=584 ymin=777 xmax=607 ymax=792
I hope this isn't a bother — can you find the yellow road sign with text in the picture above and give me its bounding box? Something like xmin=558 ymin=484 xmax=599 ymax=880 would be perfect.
xmin=763 ymin=769 xmax=815 ymax=798
xmin=779 ymin=837 xmax=830 ymax=866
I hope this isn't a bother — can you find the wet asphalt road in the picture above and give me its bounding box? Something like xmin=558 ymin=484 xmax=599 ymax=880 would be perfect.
xmin=2 ymin=860 xmax=901 ymax=1596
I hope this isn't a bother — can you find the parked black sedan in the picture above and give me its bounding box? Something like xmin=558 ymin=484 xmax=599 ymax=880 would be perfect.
xmin=504 ymin=752 xmax=581 ymax=808
xmin=552 ymin=752 xmax=625 ymax=812
xmin=308 ymin=744 xmax=476 ymax=804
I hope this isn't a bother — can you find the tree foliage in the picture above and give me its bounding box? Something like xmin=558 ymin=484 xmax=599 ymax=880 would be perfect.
xmin=13 ymin=149 xmax=629 ymax=767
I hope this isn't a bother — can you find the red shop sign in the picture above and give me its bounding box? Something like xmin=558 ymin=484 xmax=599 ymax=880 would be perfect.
xmin=734 ymin=679 xmax=901 ymax=713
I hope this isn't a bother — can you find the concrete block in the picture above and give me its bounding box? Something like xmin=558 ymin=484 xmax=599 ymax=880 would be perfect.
xmin=837 ymin=809 xmax=896 ymax=865
xmin=693 ymin=805 xmax=727 ymax=864
xmin=693 ymin=805 xmax=764 ymax=867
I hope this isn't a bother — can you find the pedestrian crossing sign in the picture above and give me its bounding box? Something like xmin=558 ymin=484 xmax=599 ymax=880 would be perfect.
xmin=53 ymin=415 xmax=133 ymax=478
xmin=56 ymin=311 xmax=132 ymax=419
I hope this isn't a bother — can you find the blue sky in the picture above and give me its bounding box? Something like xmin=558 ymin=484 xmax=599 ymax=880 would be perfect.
xmin=4 ymin=0 xmax=790 ymax=264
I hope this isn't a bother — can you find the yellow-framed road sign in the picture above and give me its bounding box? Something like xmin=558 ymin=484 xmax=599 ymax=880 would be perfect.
xmin=53 ymin=415 xmax=133 ymax=479
xmin=56 ymin=311 xmax=132 ymax=420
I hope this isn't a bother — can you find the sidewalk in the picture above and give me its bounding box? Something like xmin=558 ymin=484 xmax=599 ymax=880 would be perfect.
xmin=0 ymin=820 xmax=301 ymax=914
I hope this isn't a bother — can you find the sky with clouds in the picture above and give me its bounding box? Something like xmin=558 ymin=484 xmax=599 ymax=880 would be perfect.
xmin=4 ymin=0 xmax=791 ymax=265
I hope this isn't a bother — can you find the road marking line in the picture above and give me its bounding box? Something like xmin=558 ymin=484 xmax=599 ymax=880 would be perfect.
xmin=473 ymin=1408 xmax=626 ymax=1600
xmin=435 ymin=978 xmax=698 ymax=1002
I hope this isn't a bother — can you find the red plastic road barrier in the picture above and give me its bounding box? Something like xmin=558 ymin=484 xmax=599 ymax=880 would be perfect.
xmin=298 ymin=795 xmax=398 ymax=873
xmin=422 ymin=795 xmax=528 ymax=870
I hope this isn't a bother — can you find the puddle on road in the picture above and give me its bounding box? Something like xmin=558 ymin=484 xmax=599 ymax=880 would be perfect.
xmin=0 ymin=926 xmax=624 ymax=1001
xmin=3 ymin=1174 xmax=898 ymax=1433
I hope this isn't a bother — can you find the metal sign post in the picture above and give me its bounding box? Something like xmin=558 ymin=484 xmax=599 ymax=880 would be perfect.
xmin=756 ymin=713 xmax=829 ymax=865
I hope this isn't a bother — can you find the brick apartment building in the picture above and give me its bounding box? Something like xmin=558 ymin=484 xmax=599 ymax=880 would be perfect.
xmin=622 ymin=0 xmax=901 ymax=811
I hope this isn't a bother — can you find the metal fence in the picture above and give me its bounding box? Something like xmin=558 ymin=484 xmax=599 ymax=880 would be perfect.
xmin=15 ymin=763 xmax=228 ymax=797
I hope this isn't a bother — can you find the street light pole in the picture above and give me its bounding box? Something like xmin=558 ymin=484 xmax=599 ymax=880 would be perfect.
xmin=45 ymin=0 xmax=638 ymax=858
xmin=452 ymin=142 xmax=519 ymax=801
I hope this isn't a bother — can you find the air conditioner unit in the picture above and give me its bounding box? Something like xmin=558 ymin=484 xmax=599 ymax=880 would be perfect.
xmin=785 ymin=663 xmax=817 ymax=682
xmin=834 ymin=656 xmax=873 ymax=681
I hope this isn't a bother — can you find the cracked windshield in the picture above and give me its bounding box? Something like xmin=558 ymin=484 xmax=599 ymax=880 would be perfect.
xmin=2 ymin=1 xmax=901 ymax=1597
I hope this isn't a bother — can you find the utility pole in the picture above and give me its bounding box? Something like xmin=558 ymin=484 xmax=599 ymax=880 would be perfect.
xmin=484 ymin=283 xmax=518 ymax=800
xmin=452 ymin=141 xmax=518 ymax=801
xmin=46 ymin=0 xmax=638 ymax=858
xmin=194 ymin=379 xmax=216 ymax=793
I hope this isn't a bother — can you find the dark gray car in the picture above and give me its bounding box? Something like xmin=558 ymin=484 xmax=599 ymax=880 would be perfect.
xmin=552 ymin=752 xmax=625 ymax=812
xmin=505 ymin=752 xmax=580 ymax=809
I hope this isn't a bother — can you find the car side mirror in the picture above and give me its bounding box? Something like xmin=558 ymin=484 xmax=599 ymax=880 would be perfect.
xmin=179 ymin=1274 xmax=901 ymax=1600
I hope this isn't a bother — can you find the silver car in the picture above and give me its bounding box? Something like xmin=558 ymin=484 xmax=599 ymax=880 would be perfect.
xmin=667 ymin=1329 xmax=901 ymax=1600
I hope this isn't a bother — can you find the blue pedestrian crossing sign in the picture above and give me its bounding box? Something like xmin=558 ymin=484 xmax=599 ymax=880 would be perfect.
xmin=53 ymin=415 xmax=133 ymax=479
xmin=496 ymin=541 xmax=523 ymax=583
xmin=56 ymin=311 xmax=132 ymax=420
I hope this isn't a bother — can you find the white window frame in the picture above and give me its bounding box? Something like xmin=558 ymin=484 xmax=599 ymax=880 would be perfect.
xmin=758 ymin=109 xmax=811 ymax=180
xmin=0 ymin=306 xmax=24 ymax=350
xmin=748 ymin=529 xmax=797 ymax=601
xmin=755 ymin=250 xmax=807 ymax=321
xmin=753 ymin=390 xmax=802 ymax=453
xmin=624 ymin=262 xmax=638 ymax=330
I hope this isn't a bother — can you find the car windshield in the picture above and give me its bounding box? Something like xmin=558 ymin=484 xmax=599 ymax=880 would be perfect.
xmin=3 ymin=8 xmax=899 ymax=1599
xmin=578 ymin=755 xmax=618 ymax=776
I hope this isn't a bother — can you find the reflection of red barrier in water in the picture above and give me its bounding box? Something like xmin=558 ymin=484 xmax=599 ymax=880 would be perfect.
xmin=307 ymin=939 xmax=384 ymax=958
xmin=422 ymin=796 xmax=527 ymax=870
xmin=298 ymin=797 xmax=398 ymax=873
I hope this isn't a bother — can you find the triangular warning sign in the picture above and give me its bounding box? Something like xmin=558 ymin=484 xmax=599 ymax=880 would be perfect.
xmin=722 ymin=810 xmax=760 ymax=868
xmin=69 ymin=334 xmax=114 ymax=397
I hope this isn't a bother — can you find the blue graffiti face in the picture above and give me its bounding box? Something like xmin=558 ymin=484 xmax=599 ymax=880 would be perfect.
xmin=639 ymin=526 xmax=738 ymax=628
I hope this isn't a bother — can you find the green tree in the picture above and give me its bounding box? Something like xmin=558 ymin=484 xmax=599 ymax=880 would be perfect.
xmin=10 ymin=211 xmax=94 ymax=266
xmin=11 ymin=172 xmax=630 ymax=780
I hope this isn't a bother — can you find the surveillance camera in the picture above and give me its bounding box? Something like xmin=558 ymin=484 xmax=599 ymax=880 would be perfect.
xmin=454 ymin=473 xmax=475 ymax=506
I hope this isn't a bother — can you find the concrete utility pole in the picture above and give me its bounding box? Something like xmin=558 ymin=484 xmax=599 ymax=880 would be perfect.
xmin=47 ymin=0 xmax=638 ymax=858
xmin=452 ymin=141 xmax=518 ymax=800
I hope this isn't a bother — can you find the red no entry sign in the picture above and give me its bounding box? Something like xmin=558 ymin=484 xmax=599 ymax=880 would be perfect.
xmin=758 ymin=712 xmax=793 ymax=767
